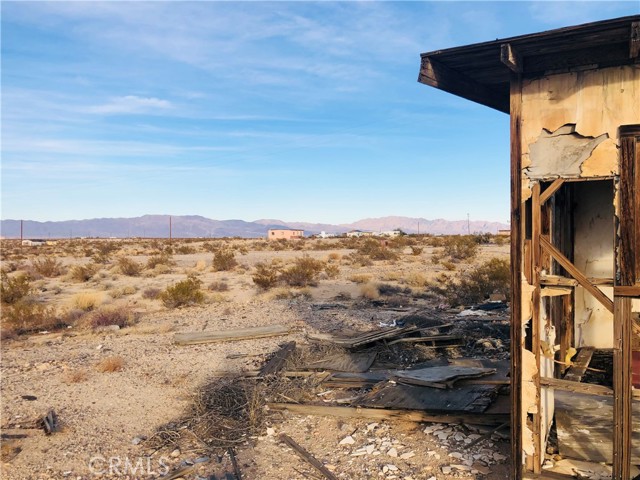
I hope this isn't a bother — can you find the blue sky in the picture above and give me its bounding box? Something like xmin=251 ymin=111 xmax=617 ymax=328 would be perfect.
xmin=2 ymin=1 xmax=638 ymax=224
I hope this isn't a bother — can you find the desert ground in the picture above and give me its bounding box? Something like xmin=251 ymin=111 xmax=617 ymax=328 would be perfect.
xmin=1 ymin=234 xmax=512 ymax=479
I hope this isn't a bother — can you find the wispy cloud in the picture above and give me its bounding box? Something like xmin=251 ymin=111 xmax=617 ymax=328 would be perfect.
xmin=86 ymin=95 xmax=172 ymax=115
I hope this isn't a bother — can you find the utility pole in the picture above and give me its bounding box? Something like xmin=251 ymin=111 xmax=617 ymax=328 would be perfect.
xmin=169 ymin=216 xmax=172 ymax=245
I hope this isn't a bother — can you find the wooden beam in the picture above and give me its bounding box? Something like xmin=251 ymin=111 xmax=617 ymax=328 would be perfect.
xmin=614 ymin=286 xmax=640 ymax=297
xmin=500 ymin=43 xmax=522 ymax=73
xmin=539 ymin=178 xmax=565 ymax=205
xmin=539 ymin=376 xmax=613 ymax=397
xmin=268 ymin=403 xmax=509 ymax=426
xmin=260 ymin=342 xmax=296 ymax=377
xmin=418 ymin=56 xmax=509 ymax=113
xmin=613 ymin=297 xmax=632 ymax=480
xmin=539 ymin=236 xmax=614 ymax=313
xmin=631 ymin=21 xmax=640 ymax=59
xmin=531 ymin=182 xmax=542 ymax=473
xmin=509 ymin=72 xmax=524 ymax=480
xmin=619 ymin=132 xmax=638 ymax=285
xmin=540 ymin=275 xmax=578 ymax=287
xmin=174 ymin=325 xmax=290 ymax=345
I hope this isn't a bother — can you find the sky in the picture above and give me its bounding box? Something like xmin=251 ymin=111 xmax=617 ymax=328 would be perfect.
xmin=1 ymin=1 xmax=638 ymax=224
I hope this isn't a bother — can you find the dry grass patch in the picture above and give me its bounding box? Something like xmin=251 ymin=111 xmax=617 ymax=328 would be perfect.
xmin=31 ymin=257 xmax=66 ymax=277
xmin=70 ymin=292 xmax=105 ymax=312
xmin=348 ymin=273 xmax=372 ymax=284
xmin=96 ymin=356 xmax=124 ymax=373
xmin=403 ymin=272 xmax=429 ymax=288
xmin=89 ymin=305 xmax=138 ymax=329
xmin=64 ymin=369 xmax=89 ymax=384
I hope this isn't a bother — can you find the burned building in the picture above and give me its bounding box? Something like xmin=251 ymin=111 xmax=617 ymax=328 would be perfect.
xmin=419 ymin=16 xmax=640 ymax=479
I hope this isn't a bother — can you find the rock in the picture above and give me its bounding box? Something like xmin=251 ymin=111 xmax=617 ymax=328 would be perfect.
xmin=367 ymin=422 xmax=379 ymax=432
xmin=493 ymin=453 xmax=507 ymax=462
xmin=95 ymin=325 xmax=120 ymax=333
xmin=386 ymin=464 xmax=398 ymax=471
xmin=400 ymin=451 xmax=415 ymax=460
xmin=170 ymin=449 xmax=181 ymax=458
xmin=266 ymin=427 xmax=275 ymax=436
xmin=339 ymin=435 xmax=355 ymax=445
xmin=131 ymin=436 xmax=146 ymax=445
xmin=472 ymin=463 xmax=491 ymax=475
xmin=441 ymin=466 xmax=452 ymax=474
xmin=194 ymin=457 xmax=210 ymax=464
xmin=387 ymin=447 xmax=398 ymax=458
xmin=365 ymin=444 xmax=375 ymax=454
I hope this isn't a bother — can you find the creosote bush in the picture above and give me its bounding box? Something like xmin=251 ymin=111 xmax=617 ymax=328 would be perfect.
xmin=212 ymin=250 xmax=238 ymax=272
xmin=160 ymin=276 xmax=205 ymax=308
xmin=90 ymin=305 xmax=138 ymax=329
xmin=280 ymin=256 xmax=324 ymax=287
xmin=1 ymin=272 xmax=32 ymax=304
xmin=441 ymin=235 xmax=478 ymax=262
xmin=252 ymin=262 xmax=281 ymax=290
xmin=69 ymin=263 xmax=99 ymax=282
xmin=117 ymin=256 xmax=142 ymax=276
xmin=433 ymin=257 xmax=510 ymax=306
xmin=146 ymin=253 xmax=174 ymax=270
xmin=31 ymin=257 xmax=65 ymax=277
xmin=357 ymin=238 xmax=399 ymax=261
xmin=1 ymin=300 xmax=60 ymax=334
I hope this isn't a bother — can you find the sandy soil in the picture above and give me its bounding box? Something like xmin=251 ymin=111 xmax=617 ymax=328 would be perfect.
xmin=1 ymin=237 xmax=511 ymax=479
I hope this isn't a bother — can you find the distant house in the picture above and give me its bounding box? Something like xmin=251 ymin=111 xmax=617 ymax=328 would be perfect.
xmin=497 ymin=229 xmax=511 ymax=237
xmin=267 ymin=229 xmax=304 ymax=241
xmin=379 ymin=229 xmax=402 ymax=237
xmin=22 ymin=239 xmax=45 ymax=246
xmin=346 ymin=230 xmax=373 ymax=238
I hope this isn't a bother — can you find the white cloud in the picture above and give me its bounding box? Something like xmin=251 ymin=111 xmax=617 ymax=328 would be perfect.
xmin=87 ymin=95 xmax=172 ymax=115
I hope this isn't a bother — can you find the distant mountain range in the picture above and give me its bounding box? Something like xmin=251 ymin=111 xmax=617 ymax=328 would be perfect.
xmin=0 ymin=215 xmax=509 ymax=239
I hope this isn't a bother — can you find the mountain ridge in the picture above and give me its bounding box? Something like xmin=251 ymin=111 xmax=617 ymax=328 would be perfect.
xmin=1 ymin=215 xmax=509 ymax=238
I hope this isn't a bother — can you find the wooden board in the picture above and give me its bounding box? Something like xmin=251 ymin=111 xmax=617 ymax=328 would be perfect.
xmin=562 ymin=346 xmax=594 ymax=382
xmin=304 ymin=352 xmax=377 ymax=373
xmin=355 ymin=383 xmax=499 ymax=414
xmin=391 ymin=366 xmax=496 ymax=389
xmin=307 ymin=326 xmax=417 ymax=349
xmin=555 ymin=391 xmax=640 ymax=464
xmin=174 ymin=325 xmax=290 ymax=345
xmin=260 ymin=342 xmax=296 ymax=376
xmin=268 ymin=403 xmax=509 ymax=426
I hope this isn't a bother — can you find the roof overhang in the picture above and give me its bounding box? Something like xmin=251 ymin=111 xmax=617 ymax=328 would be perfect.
xmin=418 ymin=16 xmax=640 ymax=114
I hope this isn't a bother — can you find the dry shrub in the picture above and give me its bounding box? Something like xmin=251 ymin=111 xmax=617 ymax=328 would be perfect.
xmin=432 ymin=257 xmax=510 ymax=306
xmin=264 ymin=287 xmax=312 ymax=301
xmin=410 ymin=246 xmax=424 ymax=256
xmin=69 ymin=263 xmax=99 ymax=282
xmin=357 ymin=238 xmax=399 ymax=261
xmin=404 ymin=272 xmax=428 ymax=288
xmin=176 ymin=245 xmax=196 ymax=254
xmin=31 ymin=257 xmax=65 ymax=277
xmin=96 ymin=356 xmax=124 ymax=373
xmin=1 ymin=300 xmax=61 ymax=334
xmin=252 ymin=262 xmax=281 ymax=290
xmin=64 ymin=369 xmax=89 ymax=384
xmin=142 ymin=287 xmax=162 ymax=299
xmin=324 ymin=263 xmax=340 ymax=279
xmin=71 ymin=292 xmax=105 ymax=311
xmin=360 ymin=282 xmax=380 ymax=299
xmin=442 ymin=235 xmax=478 ymax=261
xmin=346 ymin=252 xmax=373 ymax=267
xmin=146 ymin=253 xmax=173 ymax=270
xmin=348 ymin=273 xmax=372 ymax=284
xmin=327 ymin=252 xmax=341 ymax=262
xmin=441 ymin=260 xmax=457 ymax=271
xmin=208 ymin=293 xmax=227 ymax=303
xmin=117 ymin=257 xmax=142 ymax=276
xmin=193 ymin=259 xmax=207 ymax=271
xmin=90 ymin=305 xmax=138 ymax=329
xmin=160 ymin=276 xmax=205 ymax=308
xmin=212 ymin=250 xmax=237 ymax=272
xmin=280 ymin=257 xmax=324 ymax=287
xmin=208 ymin=281 xmax=229 ymax=292
xmin=1 ymin=272 xmax=32 ymax=304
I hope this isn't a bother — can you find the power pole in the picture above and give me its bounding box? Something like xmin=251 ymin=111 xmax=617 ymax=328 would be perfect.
xmin=169 ymin=216 xmax=172 ymax=245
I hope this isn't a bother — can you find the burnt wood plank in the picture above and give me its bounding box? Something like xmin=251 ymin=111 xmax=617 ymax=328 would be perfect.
xmin=279 ymin=434 xmax=338 ymax=480
xmin=540 ymin=376 xmax=612 ymax=396
xmin=392 ymin=366 xmax=496 ymax=389
xmin=619 ymin=134 xmax=637 ymax=286
xmin=563 ymin=347 xmax=594 ymax=382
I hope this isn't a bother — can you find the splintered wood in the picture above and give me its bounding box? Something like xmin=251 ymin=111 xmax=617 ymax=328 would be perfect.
xmin=174 ymin=325 xmax=290 ymax=345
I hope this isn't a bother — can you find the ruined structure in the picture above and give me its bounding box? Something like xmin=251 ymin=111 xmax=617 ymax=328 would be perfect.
xmin=419 ymin=16 xmax=640 ymax=478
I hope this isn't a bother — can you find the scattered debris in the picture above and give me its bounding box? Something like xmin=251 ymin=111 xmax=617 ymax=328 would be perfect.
xmin=40 ymin=409 xmax=59 ymax=435
xmin=259 ymin=341 xmax=296 ymax=377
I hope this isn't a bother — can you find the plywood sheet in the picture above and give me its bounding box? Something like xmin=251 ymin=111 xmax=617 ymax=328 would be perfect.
xmin=392 ymin=366 xmax=496 ymax=389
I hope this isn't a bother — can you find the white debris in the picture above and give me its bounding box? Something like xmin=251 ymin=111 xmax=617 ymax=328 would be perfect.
xmin=339 ymin=435 xmax=355 ymax=445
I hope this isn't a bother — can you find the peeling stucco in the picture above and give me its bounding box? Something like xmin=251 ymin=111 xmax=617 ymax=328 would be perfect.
xmin=525 ymin=124 xmax=608 ymax=180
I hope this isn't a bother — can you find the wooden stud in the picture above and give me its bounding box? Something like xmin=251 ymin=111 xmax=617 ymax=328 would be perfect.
xmin=509 ymin=72 xmax=524 ymax=480
xmin=531 ymin=182 xmax=542 ymax=473
xmin=614 ymin=286 xmax=640 ymax=297
xmin=613 ymin=297 xmax=632 ymax=480
xmin=619 ymin=129 xmax=639 ymax=285
xmin=540 ymin=178 xmax=565 ymax=205
xmin=540 ymin=376 xmax=613 ymax=396
xmin=540 ymin=236 xmax=614 ymax=313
